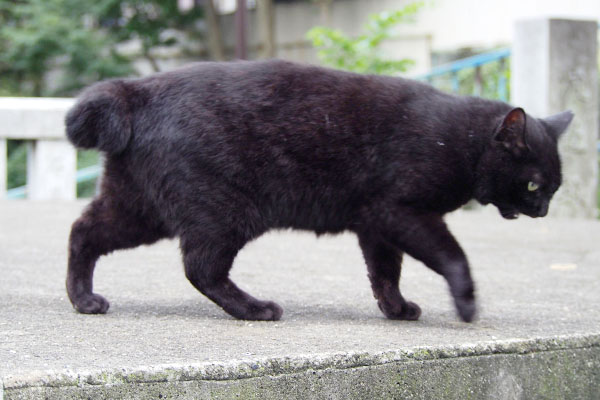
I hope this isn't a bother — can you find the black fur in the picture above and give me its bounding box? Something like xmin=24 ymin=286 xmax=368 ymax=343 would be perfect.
xmin=65 ymin=60 xmax=572 ymax=322
xmin=65 ymin=80 xmax=132 ymax=153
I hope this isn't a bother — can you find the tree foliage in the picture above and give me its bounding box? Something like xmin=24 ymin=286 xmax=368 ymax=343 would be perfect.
xmin=0 ymin=0 xmax=129 ymax=96
xmin=98 ymin=1 xmax=203 ymax=73
xmin=306 ymin=2 xmax=423 ymax=75
xmin=0 ymin=0 xmax=203 ymax=97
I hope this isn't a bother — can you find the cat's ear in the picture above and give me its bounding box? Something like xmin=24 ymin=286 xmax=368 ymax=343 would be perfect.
xmin=542 ymin=110 xmax=574 ymax=141
xmin=494 ymin=107 xmax=528 ymax=157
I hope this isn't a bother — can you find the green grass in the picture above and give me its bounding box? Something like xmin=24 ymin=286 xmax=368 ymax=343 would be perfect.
xmin=6 ymin=140 xmax=27 ymax=189
xmin=76 ymin=150 xmax=100 ymax=198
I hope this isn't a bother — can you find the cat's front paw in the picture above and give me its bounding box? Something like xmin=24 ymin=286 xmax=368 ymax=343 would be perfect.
xmin=72 ymin=293 xmax=110 ymax=314
xmin=378 ymin=300 xmax=421 ymax=321
xmin=454 ymin=296 xmax=476 ymax=322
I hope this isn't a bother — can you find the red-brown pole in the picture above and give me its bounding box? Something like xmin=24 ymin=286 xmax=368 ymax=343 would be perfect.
xmin=235 ymin=0 xmax=248 ymax=59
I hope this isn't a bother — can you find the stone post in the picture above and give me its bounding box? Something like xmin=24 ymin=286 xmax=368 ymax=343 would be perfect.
xmin=26 ymin=139 xmax=76 ymax=200
xmin=512 ymin=19 xmax=598 ymax=219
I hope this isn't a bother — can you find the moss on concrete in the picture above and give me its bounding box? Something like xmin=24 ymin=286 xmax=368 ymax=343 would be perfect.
xmin=3 ymin=334 xmax=599 ymax=399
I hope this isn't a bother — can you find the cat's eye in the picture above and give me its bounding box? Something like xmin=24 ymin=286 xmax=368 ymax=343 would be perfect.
xmin=527 ymin=181 xmax=539 ymax=192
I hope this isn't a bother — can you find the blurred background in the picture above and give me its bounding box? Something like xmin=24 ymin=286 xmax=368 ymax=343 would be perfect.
xmin=1 ymin=0 xmax=599 ymax=211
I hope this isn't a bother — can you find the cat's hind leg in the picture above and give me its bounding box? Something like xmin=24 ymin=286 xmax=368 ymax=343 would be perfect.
xmin=357 ymin=233 xmax=421 ymax=320
xmin=67 ymin=195 xmax=168 ymax=314
xmin=181 ymin=232 xmax=283 ymax=321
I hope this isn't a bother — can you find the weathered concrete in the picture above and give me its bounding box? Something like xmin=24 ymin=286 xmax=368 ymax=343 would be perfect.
xmin=512 ymin=18 xmax=599 ymax=219
xmin=0 ymin=97 xmax=76 ymax=200
xmin=3 ymin=336 xmax=599 ymax=399
xmin=1 ymin=201 xmax=599 ymax=399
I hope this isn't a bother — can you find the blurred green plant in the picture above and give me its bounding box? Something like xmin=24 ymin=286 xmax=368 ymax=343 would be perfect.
xmin=0 ymin=0 xmax=203 ymax=97
xmin=76 ymin=150 xmax=100 ymax=197
xmin=306 ymin=2 xmax=423 ymax=75
xmin=0 ymin=0 xmax=132 ymax=97
xmin=6 ymin=140 xmax=26 ymax=189
xmin=98 ymin=1 xmax=204 ymax=73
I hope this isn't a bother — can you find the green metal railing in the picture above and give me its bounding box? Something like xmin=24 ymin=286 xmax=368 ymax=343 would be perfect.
xmin=418 ymin=48 xmax=511 ymax=101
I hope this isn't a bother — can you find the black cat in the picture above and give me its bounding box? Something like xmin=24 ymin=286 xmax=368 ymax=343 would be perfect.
xmin=65 ymin=60 xmax=573 ymax=322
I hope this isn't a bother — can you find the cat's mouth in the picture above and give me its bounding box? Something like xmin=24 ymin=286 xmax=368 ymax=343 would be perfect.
xmin=498 ymin=206 xmax=520 ymax=220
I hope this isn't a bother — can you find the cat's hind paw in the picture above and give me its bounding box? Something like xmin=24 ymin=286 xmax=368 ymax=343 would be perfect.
xmin=72 ymin=293 xmax=110 ymax=314
xmin=234 ymin=300 xmax=283 ymax=321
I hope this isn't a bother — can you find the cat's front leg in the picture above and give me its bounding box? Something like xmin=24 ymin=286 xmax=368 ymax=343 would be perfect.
xmin=360 ymin=210 xmax=476 ymax=322
xmin=357 ymin=233 xmax=421 ymax=321
xmin=401 ymin=213 xmax=475 ymax=322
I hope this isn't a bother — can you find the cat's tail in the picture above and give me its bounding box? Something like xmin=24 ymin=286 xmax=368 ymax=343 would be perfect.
xmin=65 ymin=80 xmax=132 ymax=154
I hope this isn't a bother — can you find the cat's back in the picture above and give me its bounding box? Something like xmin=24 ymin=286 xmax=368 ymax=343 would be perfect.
xmin=130 ymin=59 xmax=433 ymax=117
xmin=123 ymin=59 xmax=446 ymax=159
xmin=137 ymin=59 xmax=374 ymax=93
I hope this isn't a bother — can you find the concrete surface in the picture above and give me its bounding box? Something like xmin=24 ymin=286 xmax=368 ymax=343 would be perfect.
xmin=1 ymin=201 xmax=599 ymax=399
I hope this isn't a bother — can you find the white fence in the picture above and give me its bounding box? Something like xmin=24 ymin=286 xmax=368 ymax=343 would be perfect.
xmin=0 ymin=97 xmax=76 ymax=200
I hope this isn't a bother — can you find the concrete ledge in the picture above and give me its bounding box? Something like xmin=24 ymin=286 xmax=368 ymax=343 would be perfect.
xmin=3 ymin=334 xmax=599 ymax=399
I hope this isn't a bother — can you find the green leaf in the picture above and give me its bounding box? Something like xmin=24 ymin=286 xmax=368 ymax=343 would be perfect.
xmin=306 ymin=2 xmax=422 ymax=75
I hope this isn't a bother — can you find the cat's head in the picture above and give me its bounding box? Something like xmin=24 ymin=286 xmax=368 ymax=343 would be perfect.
xmin=474 ymin=107 xmax=573 ymax=219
